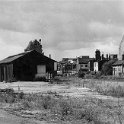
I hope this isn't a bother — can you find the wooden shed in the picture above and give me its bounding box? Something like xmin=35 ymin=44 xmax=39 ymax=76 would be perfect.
xmin=0 ymin=50 xmax=57 ymax=82
xmin=112 ymin=60 xmax=124 ymax=76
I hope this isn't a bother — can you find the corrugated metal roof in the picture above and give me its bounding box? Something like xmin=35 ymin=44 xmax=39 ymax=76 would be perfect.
xmin=0 ymin=51 xmax=31 ymax=64
xmin=112 ymin=60 xmax=124 ymax=66
xmin=0 ymin=50 xmax=56 ymax=64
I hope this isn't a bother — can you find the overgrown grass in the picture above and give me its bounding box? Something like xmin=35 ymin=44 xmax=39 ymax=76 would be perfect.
xmin=15 ymin=93 xmax=123 ymax=124
xmin=51 ymin=76 xmax=72 ymax=84
xmin=95 ymin=85 xmax=124 ymax=97
xmin=0 ymin=87 xmax=123 ymax=124
xmin=0 ymin=79 xmax=124 ymax=124
xmin=53 ymin=76 xmax=124 ymax=98
xmin=51 ymin=76 xmax=124 ymax=98
xmin=0 ymin=88 xmax=24 ymax=103
xmin=83 ymin=79 xmax=124 ymax=98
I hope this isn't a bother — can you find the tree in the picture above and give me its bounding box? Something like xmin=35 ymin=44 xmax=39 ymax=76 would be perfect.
xmin=101 ymin=60 xmax=117 ymax=75
xmin=24 ymin=39 xmax=43 ymax=54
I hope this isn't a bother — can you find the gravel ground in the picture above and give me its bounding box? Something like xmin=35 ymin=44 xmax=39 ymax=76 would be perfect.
xmin=0 ymin=81 xmax=122 ymax=101
xmin=0 ymin=108 xmax=49 ymax=124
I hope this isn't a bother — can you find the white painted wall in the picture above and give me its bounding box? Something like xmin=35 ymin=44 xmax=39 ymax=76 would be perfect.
xmin=94 ymin=62 xmax=98 ymax=72
xmin=113 ymin=66 xmax=123 ymax=76
xmin=54 ymin=62 xmax=57 ymax=71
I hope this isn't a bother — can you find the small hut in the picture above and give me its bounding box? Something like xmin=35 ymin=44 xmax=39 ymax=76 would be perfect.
xmin=0 ymin=50 xmax=57 ymax=82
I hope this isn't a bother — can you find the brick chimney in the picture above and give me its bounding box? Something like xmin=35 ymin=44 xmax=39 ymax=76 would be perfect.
xmin=49 ymin=54 xmax=51 ymax=59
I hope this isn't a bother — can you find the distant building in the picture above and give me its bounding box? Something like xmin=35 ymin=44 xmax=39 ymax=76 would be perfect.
xmin=94 ymin=60 xmax=108 ymax=72
xmin=95 ymin=49 xmax=101 ymax=61
xmin=77 ymin=56 xmax=90 ymax=72
xmin=89 ymin=58 xmax=95 ymax=71
xmin=112 ymin=35 xmax=124 ymax=76
xmin=62 ymin=58 xmax=77 ymax=64
xmin=0 ymin=50 xmax=57 ymax=82
xmin=60 ymin=56 xmax=95 ymax=74
xmin=112 ymin=54 xmax=124 ymax=77
xmin=94 ymin=61 xmax=98 ymax=72
xmin=112 ymin=60 xmax=124 ymax=76
xmin=58 ymin=58 xmax=77 ymax=75
xmin=94 ymin=49 xmax=109 ymax=72
xmin=109 ymin=54 xmax=118 ymax=60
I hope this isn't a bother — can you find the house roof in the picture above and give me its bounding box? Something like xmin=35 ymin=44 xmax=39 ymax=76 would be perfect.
xmin=0 ymin=50 xmax=56 ymax=64
xmin=78 ymin=56 xmax=89 ymax=59
xmin=89 ymin=58 xmax=95 ymax=61
xmin=78 ymin=58 xmax=89 ymax=64
xmin=94 ymin=59 xmax=109 ymax=62
xmin=112 ymin=60 xmax=124 ymax=66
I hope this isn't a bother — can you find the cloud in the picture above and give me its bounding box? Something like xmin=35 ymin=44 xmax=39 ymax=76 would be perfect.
xmin=94 ymin=39 xmax=119 ymax=55
xmin=0 ymin=29 xmax=40 ymax=47
xmin=89 ymin=21 xmax=124 ymax=40
xmin=0 ymin=38 xmax=23 ymax=59
xmin=0 ymin=0 xmax=123 ymax=60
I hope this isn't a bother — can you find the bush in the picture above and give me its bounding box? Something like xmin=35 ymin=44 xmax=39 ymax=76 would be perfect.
xmin=42 ymin=95 xmax=54 ymax=109
xmin=18 ymin=92 xmax=24 ymax=99
xmin=21 ymin=100 xmax=32 ymax=109
xmin=78 ymin=69 xmax=85 ymax=78
xmin=0 ymin=88 xmax=16 ymax=103
xmin=5 ymin=95 xmax=15 ymax=103
xmin=0 ymin=88 xmax=14 ymax=94
xmin=34 ymin=76 xmax=46 ymax=81
xmin=58 ymin=100 xmax=73 ymax=118
xmin=52 ymin=76 xmax=63 ymax=84
xmin=101 ymin=60 xmax=117 ymax=75
xmin=0 ymin=88 xmax=26 ymax=103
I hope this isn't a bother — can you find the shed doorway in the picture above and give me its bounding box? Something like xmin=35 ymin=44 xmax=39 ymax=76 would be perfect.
xmin=36 ymin=65 xmax=46 ymax=77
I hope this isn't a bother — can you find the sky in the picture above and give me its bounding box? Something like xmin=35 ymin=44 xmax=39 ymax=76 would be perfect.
xmin=0 ymin=0 xmax=124 ymax=61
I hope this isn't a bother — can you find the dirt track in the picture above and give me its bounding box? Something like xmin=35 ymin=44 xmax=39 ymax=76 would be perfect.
xmin=0 ymin=109 xmax=44 ymax=124
xmin=0 ymin=80 xmax=124 ymax=124
xmin=0 ymin=81 xmax=121 ymax=101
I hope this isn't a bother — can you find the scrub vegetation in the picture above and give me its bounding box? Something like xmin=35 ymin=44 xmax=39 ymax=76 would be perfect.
xmin=0 ymin=76 xmax=124 ymax=124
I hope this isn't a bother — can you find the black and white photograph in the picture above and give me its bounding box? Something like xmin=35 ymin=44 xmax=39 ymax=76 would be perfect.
xmin=0 ymin=0 xmax=124 ymax=124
